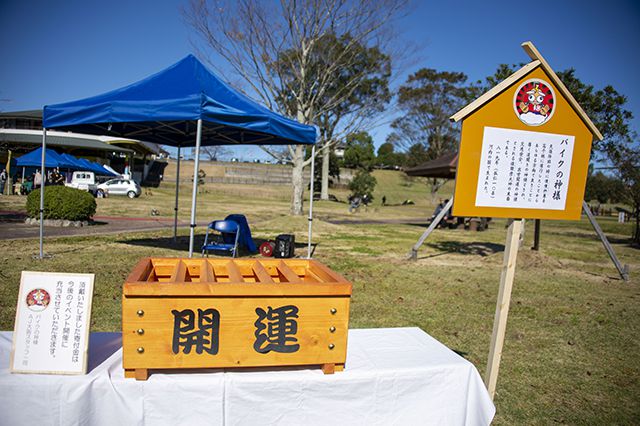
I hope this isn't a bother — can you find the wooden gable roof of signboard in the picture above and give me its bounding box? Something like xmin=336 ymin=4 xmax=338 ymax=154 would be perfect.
xmin=450 ymin=41 xmax=603 ymax=141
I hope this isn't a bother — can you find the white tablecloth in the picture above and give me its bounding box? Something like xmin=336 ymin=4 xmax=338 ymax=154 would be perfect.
xmin=0 ymin=328 xmax=494 ymax=425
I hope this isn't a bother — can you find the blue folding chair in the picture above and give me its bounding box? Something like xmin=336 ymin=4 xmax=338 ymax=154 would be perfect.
xmin=201 ymin=220 xmax=240 ymax=257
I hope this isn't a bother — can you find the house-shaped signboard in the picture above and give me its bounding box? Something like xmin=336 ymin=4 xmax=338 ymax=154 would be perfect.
xmin=450 ymin=41 xmax=603 ymax=220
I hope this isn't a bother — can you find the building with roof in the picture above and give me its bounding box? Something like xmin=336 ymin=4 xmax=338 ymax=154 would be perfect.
xmin=0 ymin=110 xmax=167 ymax=186
xmin=405 ymin=152 xmax=458 ymax=179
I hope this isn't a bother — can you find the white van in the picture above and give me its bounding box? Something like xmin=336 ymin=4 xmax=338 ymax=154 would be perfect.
xmin=65 ymin=171 xmax=98 ymax=195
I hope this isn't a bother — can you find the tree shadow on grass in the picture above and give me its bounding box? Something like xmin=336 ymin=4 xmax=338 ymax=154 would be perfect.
xmin=117 ymin=234 xmax=194 ymax=252
xmin=421 ymin=241 xmax=504 ymax=259
xmin=406 ymin=221 xmax=438 ymax=228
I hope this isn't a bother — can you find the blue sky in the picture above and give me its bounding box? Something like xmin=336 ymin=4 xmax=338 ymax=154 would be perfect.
xmin=1 ymin=0 xmax=638 ymax=159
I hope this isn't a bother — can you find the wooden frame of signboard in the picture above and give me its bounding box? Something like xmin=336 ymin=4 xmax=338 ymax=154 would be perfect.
xmin=450 ymin=41 xmax=603 ymax=400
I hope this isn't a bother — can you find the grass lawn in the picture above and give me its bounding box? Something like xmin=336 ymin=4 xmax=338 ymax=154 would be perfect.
xmin=1 ymin=169 xmax=638 ymax=424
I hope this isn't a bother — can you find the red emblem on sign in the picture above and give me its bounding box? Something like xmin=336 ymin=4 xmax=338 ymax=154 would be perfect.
xmin=26 ymin=288 xmax=50 ymax=312
xmin=514 ymin=79 xmax=555 ymax=126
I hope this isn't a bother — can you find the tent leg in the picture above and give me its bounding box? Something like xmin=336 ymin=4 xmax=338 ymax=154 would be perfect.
xmin=39 ymin=128 xmax=47 ymax=259
xmin=188 ymin=120 xmax=202 ymax=258
xmin=173 ymin=145 xmax=181 ymax=243
xmin=307 ymin=145 xmax=316 ymax=259
xmin=408 ymin=196 xmax=454 ymax=260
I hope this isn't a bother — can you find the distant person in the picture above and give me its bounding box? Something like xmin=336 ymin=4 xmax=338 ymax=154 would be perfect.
xmin=34 ymin=170 xmax=42 ymax=190
xmin=432 ymin=199 xmax=444 ymax=218
xmin=443 ymin=199 xmax=453 ymax=219
xmin=348 ymin=195 xmax=362 ymax=213
xmin=52 ymin=168 xmax=64 ymax=185
xmin=22 ymin=177 xmax=33 ymax=194
xmin=382 ymin=195 xmax=386 ymax=206
xmin=0 ymin=169 xmax=6 ymax=195
xmin=13 ymin=178 xmax=22 ymax=195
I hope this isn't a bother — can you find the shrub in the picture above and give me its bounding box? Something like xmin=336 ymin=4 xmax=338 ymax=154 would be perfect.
xmin=348 ymin=169 xmax=377 ymax=201
xmin=26 ymin=186 xmax=97 ymax=221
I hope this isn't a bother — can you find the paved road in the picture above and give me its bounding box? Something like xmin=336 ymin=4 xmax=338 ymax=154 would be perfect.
xmin=0 ymin=211 xmax=206 ymax=240
xmin=0 ymin=210 xmax=430 ymax=240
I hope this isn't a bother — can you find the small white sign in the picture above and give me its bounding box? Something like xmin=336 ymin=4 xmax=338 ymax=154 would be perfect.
xmin=475 ymin=127 xmax=575 ymax=210
xmin=11 ymin=271 xmax=94 ymax=375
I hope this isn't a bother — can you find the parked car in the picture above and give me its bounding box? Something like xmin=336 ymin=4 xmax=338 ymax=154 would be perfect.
xmin=65 ymin=171 xmax=98 ymax=196
xmin=97 ymin=178 xmax=141 ymax=198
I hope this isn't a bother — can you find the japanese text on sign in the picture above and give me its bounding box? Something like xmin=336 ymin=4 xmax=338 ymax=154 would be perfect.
xmin=475 ymin=127 xmax=575 ymax=210
xmin=11 ymin=271 xmax=94 ymax=375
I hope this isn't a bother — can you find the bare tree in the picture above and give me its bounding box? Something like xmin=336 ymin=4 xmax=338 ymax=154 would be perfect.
xmin=201 ymin=145 xmax=231 ymax=161
xmin=184 ymin=0 xmax=406 ymax=214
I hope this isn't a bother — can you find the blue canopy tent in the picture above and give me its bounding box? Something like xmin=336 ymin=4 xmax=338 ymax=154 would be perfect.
xmin=59 ymin=153 xmax=117 ymax=177
xmin=16 ymin=147 xmax=78 ymax=183
xmin=16 ymin=147 xmax=77 ymax=169
xmin=58 ymin=153 xmax=84 ymax=170
xmin=76 ymin=158 xmax=117 ymax=176
xmin=38 ymin=55 xmax=317 ymax=258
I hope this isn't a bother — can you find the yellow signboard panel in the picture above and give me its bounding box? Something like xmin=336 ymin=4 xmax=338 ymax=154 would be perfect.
xmin=453 ymin=66 xmax=593 ymax=220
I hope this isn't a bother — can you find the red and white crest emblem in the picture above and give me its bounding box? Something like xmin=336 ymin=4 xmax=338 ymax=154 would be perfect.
xmin=26 ymin=288 xmax=50 ymax=312
xmin=514 ymin=79 xmax=555 ymax=126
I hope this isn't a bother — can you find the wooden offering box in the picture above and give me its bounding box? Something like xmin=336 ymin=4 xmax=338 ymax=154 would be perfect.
xmin=122 ymin=257 xmax=352 ymax=380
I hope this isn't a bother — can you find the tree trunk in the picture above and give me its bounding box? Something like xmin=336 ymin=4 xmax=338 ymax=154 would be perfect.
xmin=634 ymin=207 xmax=640 ymax=245
xmin=290 ymin=145 xmax=305 ymax=215
xmin=321 ymin=147 xmax=330 ymax=200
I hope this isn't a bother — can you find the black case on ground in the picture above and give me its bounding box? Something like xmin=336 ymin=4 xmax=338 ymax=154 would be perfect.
xmin=274 ymin=234 xmax=295 ymax=258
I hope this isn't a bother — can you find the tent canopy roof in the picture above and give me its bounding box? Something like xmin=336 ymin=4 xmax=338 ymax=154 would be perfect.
xmin=16 ymin=147 xmax=117 ymax=176
xmin=43 ymin=55 xmax=316 ymax=147
xmin=16 ymin=147 xmax=70 ymax=169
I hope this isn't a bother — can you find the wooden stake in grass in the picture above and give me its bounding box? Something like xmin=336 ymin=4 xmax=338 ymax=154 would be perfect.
xmin=486 ymin=218 xmax=523 ymax=400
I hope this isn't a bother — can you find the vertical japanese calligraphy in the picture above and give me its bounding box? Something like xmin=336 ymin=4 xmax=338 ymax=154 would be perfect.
xmin=254 ymin=305 xmax=301 ymax=354
xmin=475 ymin=127 xmax=574 ymax=210
xmin=171 ymin=308 xmax=220 ymax=355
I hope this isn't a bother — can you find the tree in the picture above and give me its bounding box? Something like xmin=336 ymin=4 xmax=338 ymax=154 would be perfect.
xmin=388 ymin=68 xmax=474 ymax=159
xmin=376 ymin=142 xmax=404 ymax=168
xmin=201 ymin=146 xmax=231 ymax=161
xmin=556 ymin=69 xmax=634 ymax=161
xmin=308 ymin=146 xmax=340 ymax=195
xmin=348 ymin=169 xmax=377 ymax=201
xmin=404 ymin=142 xmax=430 ymax=168
xmin=585 ymin=171 xmax=626 ymax=204
xmin=276 ymin=32 xmax=392 ymax=200
xmin=388 ymin=68 xmax=476 ymax=195
xmin=610 ymin=144 xmax=640 ymax=245
xmin=342 ymin=131 xmax=375 ymax=170
xmin=185 ymin=0 xmax=405 ymax=215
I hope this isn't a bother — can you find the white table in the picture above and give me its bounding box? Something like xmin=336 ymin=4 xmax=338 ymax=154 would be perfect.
xmin=0 ymin=328 xmax=494 ymax=425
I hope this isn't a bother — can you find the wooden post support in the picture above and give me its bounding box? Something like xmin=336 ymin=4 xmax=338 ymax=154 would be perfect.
xmin=518 ymin=219 xmax=526 ymax=249
xmin=408 ymin=197 xmax=454 ymax=260
xmin=582 ymin=201 xmax=630 ymax=282
xmin=532 ymin=219 xmax=541 ymax=251
xmin=486 ymin=218 xmax=523 ymax=400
